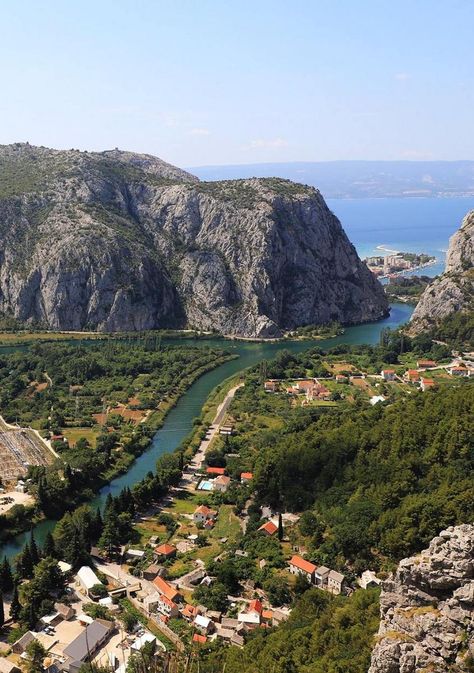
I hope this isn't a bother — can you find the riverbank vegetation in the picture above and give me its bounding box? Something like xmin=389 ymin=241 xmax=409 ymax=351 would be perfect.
xmin=384 ymin=275 xmax=432 ymax=304
xmin=285 ymin=321 xmax=344 ymax=340
xmin=0 ymin=341 xmax=234 ymax=541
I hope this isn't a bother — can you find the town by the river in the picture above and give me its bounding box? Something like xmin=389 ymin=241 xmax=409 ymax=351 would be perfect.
xmin=0 ymin=302 xmax=413 ymax=562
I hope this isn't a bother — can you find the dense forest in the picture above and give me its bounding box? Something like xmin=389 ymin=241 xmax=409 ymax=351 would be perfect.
xmin=251 ymin=384 xmax=472 ymax=566
xmin=420 ymin=310 xmax=474 ymax=348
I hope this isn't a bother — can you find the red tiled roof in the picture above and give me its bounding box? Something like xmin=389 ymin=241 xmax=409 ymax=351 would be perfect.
xmin=249 ymin=599 xmax=263 ymax=615
xmin=241 ymin=472 xmax=253 ymax=480
xmin=160 ymin=594 xmax=177 ymax=608
xmin=155 ymin=543 xmax=176 ymax=556
xmin=193 ymin=634 xmax=207 ymax=644
xmin=262 ymin=609 xmax=274 ymax=620
xmin=206 ymin=466 xmax=226 ymax=475
xmin=289 ymin=555 xmax=317 ymax=574
xmin=153 ymin=576 xmax=180 ymax=602
xmin=182 ymin=604 xmax=198 ymax=618
xmin=195 ymin=505 xmax=217 ymax=517
xmin=258 ymin=521 xmax=278 ymax=535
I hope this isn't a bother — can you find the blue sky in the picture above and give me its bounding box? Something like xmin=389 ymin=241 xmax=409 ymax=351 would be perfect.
xmin=1 ymin=0 xmax=473 ymax=166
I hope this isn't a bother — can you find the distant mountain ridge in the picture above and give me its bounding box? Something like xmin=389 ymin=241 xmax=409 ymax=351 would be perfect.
xmin=189 ymin=160 xmax=474 ymax=199
xmin=0 ymin=143 xmax=388 ymax=336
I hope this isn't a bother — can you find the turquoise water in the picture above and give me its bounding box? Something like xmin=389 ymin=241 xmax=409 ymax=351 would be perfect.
xmin=0 ymin=302 xmax=413 ymax=561
xmin=328 ymin=196 xmax=474 ymax=277
xmin=197 ymin=480 xmax=215 ymax=491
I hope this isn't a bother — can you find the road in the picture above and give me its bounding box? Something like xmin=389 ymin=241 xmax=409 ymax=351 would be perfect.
xmin=188 ymin=383 xmax=244 ymax=474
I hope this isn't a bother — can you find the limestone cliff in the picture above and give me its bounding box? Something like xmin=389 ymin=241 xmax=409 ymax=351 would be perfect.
xmin=411 ymin=211 xmax=474 ymax=331
xmin=0 ymin=143 xmax=388 ymax=336
xmin=369 ymin=524 xmax=474 ymax=673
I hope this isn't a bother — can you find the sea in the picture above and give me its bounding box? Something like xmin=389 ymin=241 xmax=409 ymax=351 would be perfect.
xmin=327 ymin=197 xmax=474 ymax=277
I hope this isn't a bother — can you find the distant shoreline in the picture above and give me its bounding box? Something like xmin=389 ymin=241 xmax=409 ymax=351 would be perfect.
xmin=376 ymin=244 xmax=400 ymax=254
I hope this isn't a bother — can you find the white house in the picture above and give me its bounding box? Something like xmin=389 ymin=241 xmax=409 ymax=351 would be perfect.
xmin=157 ymin=594 xmax=179 ymax=618
xmin=380 ymin=369 xmax=395 ymax=381
xmin=131 ymin=632 xmax=157 ymax=652
xmin=76 ymin=565 xmax=101 ymax=596
xmin=237 ymin=611 xmax=260 ymax=627
xmin=358 ymin=570 xmax=381 ymax=589
xmin=194 ymin=614 xmax=214 ymax=634
xmin=288 ymin=555 xmax=316 ymax=583
xmin=193 ymin=505 xmax=217 ymax=525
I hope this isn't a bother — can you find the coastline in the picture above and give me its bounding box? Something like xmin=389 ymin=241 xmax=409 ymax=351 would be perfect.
xmin=378 ymin=257 xmax=438 ymax=280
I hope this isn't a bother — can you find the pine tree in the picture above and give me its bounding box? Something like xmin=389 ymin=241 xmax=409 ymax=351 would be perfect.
xmin=28 ymin=600 xmax=38 ymax=629
xmin=19 ymin=543 xmax=34 ymax=579
xmin=92 ymin=508 xmax=103 ymax=542
xmin=29 ymin=531 xmax=40 ymax=566
xmin=0 ymin=590 xmax=4 ymax=629
xmin=104 ymin=492 xmax=114 ymax=514
xmin=0 ymin=557 xmax=13 ymax=593
xmin=99 ymin=510 xmax=120 ymax=554
xmin=43 ymin=532 xmax=56 ymax=559
xmin=278 ymin=513 xmax=284 ymax=541
xmin=9 ymin=582 xmax=21 ymax=622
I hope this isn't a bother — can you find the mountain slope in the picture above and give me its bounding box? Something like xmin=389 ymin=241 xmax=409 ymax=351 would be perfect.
xmin=369 ymin=524 xmax=474 ymax=673
xmin=0 ymin=144 xmax=388 ymax=336
xmin=411 ymin=210 xmax=474 ymax=334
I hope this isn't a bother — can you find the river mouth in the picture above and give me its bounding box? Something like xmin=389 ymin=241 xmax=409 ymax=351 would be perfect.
xmin=0 ymin=303 xmax=413 ymax=561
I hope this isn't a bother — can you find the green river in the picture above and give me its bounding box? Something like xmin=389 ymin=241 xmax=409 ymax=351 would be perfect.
xmin=0 ymin=303 xmax=413 ymax=561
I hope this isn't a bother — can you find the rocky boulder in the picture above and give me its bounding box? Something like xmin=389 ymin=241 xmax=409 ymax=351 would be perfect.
xmin=369 ymin=524 xmax=474 ymax=673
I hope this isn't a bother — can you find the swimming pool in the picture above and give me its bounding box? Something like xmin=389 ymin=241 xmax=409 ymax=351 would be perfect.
xmin=197 ymin=479 xmax=215 ymax=491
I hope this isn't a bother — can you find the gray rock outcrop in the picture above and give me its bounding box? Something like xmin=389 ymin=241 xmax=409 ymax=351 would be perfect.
xmin=369 ymin=524 xmax=474 ymax=673
xmin=411 ymin=210 xmax=474 ymax=330
xmin=0 ymin=143 xmax=388 ymax=336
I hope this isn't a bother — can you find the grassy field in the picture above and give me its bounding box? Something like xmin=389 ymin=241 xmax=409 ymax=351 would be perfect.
xmin=0 ymin=331 xmax=109 ymax=345
xmin=210 ymin=504 xmax=242 ymax=543
xmin=62 ymin=426 xmax=99 ymax=448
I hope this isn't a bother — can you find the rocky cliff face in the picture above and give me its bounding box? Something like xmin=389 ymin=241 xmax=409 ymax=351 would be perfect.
xmin=369 ymin=524 xmax=474 ymax=673
xmin=0 ymin=143 xmax=388 ymax=336
xmin=411 ymin=211 xmax=474 ymax=330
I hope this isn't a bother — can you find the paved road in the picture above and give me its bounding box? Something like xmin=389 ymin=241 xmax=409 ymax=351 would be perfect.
xmin=189 ymin=383 xmax=244 ymax=473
